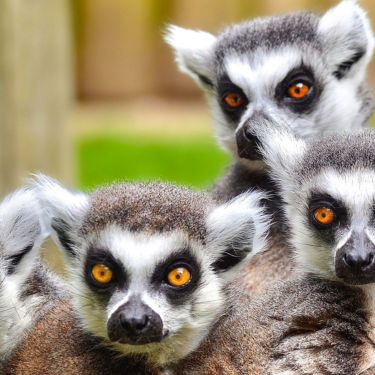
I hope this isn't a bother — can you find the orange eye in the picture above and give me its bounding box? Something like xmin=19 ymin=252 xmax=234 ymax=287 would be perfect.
xmin=91 ymin=264 xmax=113 ymax=284
xmin=313 ymin=207 xmax=335 ymax=226
xmin=224 ymin=93 xmax=244 ymax=108
xmin=167 ymin=267 xmax=191 ymax=287
xmin=287 ymin=82 xmax=311 ymax=100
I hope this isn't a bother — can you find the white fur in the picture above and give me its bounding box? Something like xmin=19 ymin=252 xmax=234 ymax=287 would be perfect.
xmin=164 ymin=25 xmax=217 ymax=89
xmin=206 ymin=190 xmax=270 ymax=281
xmin=318 ymin=0 xmax=374 ymax=80
xmin=67 ymin=228 xmax=225 ymax=365
xmin=0 ymin=189 xmax=47 ymax=360
xmin=32 ymin=174 xmax=89 ymax=261
xmin=282 ymin=168 xmax=375 ymax=280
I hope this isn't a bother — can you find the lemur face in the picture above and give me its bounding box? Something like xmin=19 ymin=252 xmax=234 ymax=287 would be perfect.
xmin=257 ymin=127 xmax=375 ymax=285
xmin=36 ymin=178 xmax=268 ymax=365
xmin=78 ymin=230 xmax=227 ymax=362
xmin=166 ymin=1 xmax=374 ymax=162
xmin=287 ymin=168 xmax=375 ymax=285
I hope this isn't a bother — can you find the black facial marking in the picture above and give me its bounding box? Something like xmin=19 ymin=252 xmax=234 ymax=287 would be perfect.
xmin=107 ymin=296 xmax=164 ymax=345
xmin=212 ymin=243 xmax=251 ymax=272
xmin=333 ymin=50 xmax=365 ymax=79
xmin=217 ymin=74 xmax=249 ymax=123
xmin=151 ymin=249 xmax=201 ymax=305
xmin=275 ymin=65 xmax=321 ymax=114
xmin=6 ymin=244 xmax=33 ymax=275
xmin=51 ymin=218 xmax=77 ymax=257
xmin=85 ymin=247 xmax=127 ymax=295
xmin=307 ymin=192 xmax=348 ymax=243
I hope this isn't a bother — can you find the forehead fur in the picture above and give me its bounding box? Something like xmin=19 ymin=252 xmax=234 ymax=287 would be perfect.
xmin=215 ymin=12 xmax=319 ymax=64
xmin=80 ymin=183 xmax=213 ymax=240
xmin=298 ymin=130 xmax=375 ymax=181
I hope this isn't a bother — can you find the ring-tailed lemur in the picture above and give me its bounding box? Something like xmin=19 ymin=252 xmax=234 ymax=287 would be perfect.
xmin=0 ymin=189 xmax=151 ymax=374
xmin=174 ymin=126 xmax=375 ymax=375
xmin=31 ymin=177 xmax=268 ymax=371
xmin=165 ymin=0 xmax=375 ymax=295
xmin=0 ymin=189 xmax=49 ymax=364
xmin=257 ymin=125 xmax=375 ymax=374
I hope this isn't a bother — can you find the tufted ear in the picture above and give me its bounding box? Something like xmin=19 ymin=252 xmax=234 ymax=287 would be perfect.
xmin=0 ymin=188 xmax=46 ymax=281
xmin=206 ymin=190 xmax=270 ymax=282
xmin=318 ymin=0 xmax=374 ymax=80
xmin=164 ymin=25 xmax=217 ymax=90
xmin=33 ymin=175 xmax=89 ymax=260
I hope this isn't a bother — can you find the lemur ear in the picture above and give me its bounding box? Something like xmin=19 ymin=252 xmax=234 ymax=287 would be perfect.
xmin=33 ymin=175 xmax=89 ymax=259
xmin=164 ymin=25 xmax=217 ymax=90
xmin=318 ymin=0 xmax=374 ymax=79
xmin=206 ymin=191 xmax=270 ymax=282
xmin=0 ymin=189 xmax=46 ymax=279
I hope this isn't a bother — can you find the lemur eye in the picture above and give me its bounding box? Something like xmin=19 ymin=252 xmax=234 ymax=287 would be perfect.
xmin=91 ymin=264 xmax=113 ymax=284
xmin=223 ymin=93 xmax=245 ymax=108
xmin=313 ymin=207 xmax=335 ymax=226
xmin=287 ymin=82 xmax=311 ymax=100
xmin=167 ymin=267 xmax=191 ymax=287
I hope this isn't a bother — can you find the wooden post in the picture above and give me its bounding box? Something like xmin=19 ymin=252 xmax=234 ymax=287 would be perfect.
xmin=0 ymin=0 xmax=74 ymax=197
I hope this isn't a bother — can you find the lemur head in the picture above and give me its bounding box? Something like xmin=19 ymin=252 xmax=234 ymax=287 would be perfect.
xmin=166 ymin=1 xmax=374 ymax=164
xmin=0 ymin=189 xmax=46 ymax=358
xmin=255 ymin=123 xmax=375 ymax=286
xmin=35 ymin=177 xmax=268 ymax=365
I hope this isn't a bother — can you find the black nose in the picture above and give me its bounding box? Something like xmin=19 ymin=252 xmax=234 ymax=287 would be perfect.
xmin=236 ymin=126 xmax=262 ymax=160
xmin=119 ymin=311 xmax=150 ymax=335
xmin=343 ymin=252 xmax=374 ymax=271
xmin=107 ymin=298 xmax=164 ymax=345
xmin=335 ymin=233 xmax=375 ymax=284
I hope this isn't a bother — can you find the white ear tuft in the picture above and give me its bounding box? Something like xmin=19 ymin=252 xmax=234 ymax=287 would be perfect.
xmin=164 ymin=25 xmax=217 ymax=89
xmin=318 ymin=0 xmax=374 ymax=79
xmin=31 ymin=174 xmax=89 ymax=258
xmin=206 ymin=190 xmax=270 ymax=282
xmin=0 ymin=188 xmax=46 ymax=281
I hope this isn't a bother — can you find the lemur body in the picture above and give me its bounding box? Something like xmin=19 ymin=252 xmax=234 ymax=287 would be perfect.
xmin=12 ymin=179 xmax=267 ymax=373
xmin=166 ymin=0 xmax=375 ymax=295
xmin=173 ymin=127 xmax=375 ymax=374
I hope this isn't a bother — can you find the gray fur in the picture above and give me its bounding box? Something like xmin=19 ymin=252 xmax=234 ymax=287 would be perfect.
xmin=173 ymin=277 xmax=372 ymax=375
xmin=81 ymin=183 xmax=213 ymax=241
xmin=215 ymin=12 xmax=320 ymax=64
xmin=297 ymin=129 xmax=375 ymax=179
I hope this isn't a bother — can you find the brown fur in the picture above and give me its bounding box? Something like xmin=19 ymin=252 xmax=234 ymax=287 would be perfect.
xmin=5 ymin=299 xmax=154 ymax=375
xmin=81 ymin=183 xmax=213 ymax=241
xmin=173 ymin=277 xmax=375 ymax=375
xmin=211 ymin=163 xmax=298 ymax=297
xmin=172 ymin=161 xmax=375 ymax=373
xmin=3 ymin=267 xmax=155 ymax=375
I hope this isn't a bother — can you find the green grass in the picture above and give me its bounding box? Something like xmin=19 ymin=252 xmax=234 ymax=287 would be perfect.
xmin=77 ymin=133 xmax=230 ymax=190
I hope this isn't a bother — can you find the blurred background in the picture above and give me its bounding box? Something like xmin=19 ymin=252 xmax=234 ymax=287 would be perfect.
xmin=1 ymin=0 xmax=374 ymax=198
xmin=1 ymin=0 xmax=374 ymax=271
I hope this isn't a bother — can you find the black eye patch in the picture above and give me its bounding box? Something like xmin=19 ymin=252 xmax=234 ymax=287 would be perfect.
xmin=217 ymin=75 xmax=249 ymax=122
xmin=307 ymin=192 xmax=348 ymax=241
xmin=275 ymin=65 xmax=321 ymax=114
xmin=151 ymin=249 xmax=201 ymax=305
xmin=84 ymin=247 xmax=127 ymax=294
